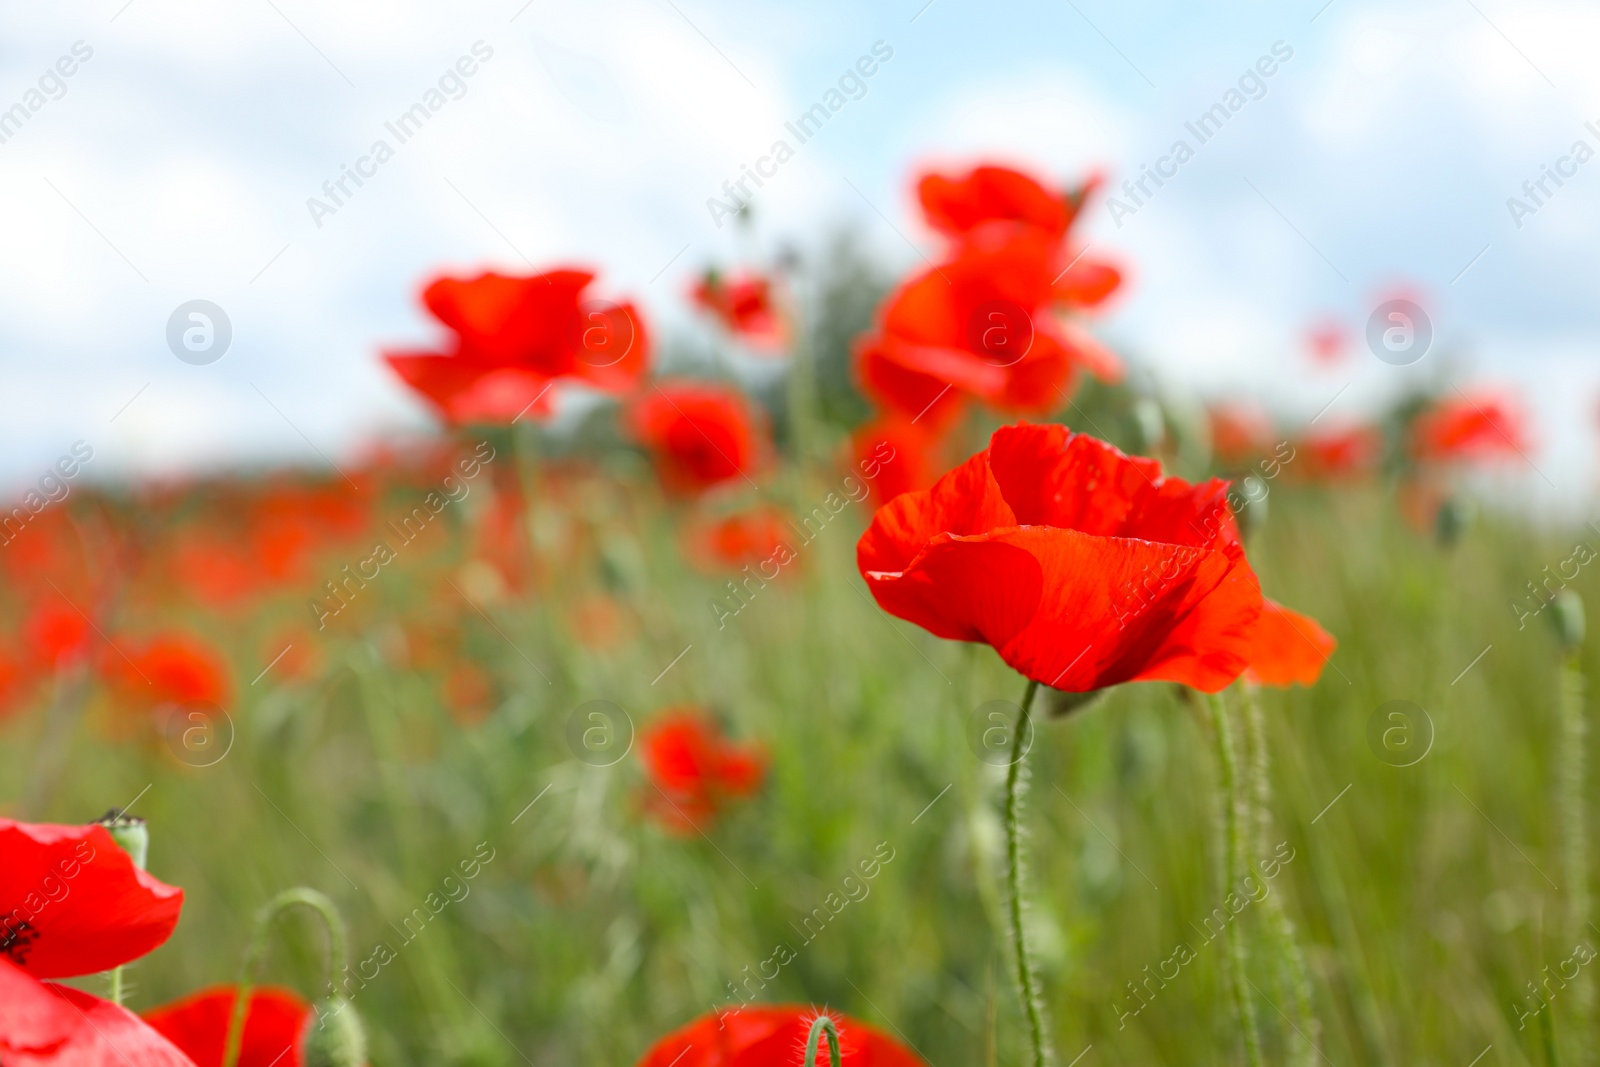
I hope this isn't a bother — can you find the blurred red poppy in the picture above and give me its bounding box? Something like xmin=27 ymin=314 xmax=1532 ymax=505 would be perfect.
xmin=636 ymin=1006 xmax=927 ymax=1067
xmin=1411 ymin=391 xmax=1530 ymax=464
xmin=1 ymin=970 xmax=198 ymax=1067
xmin=686 ymin=507 xmax=798 ymax=573
xmin=918 ymin=163 xmax=1085 ymax=242
xmin=1208 ymin=404 xmax=1274 ymax=467
xmin=1242 ymin=599 xmax=1336 ymax=687
xmin=639 ymin=709 xmax=766 ymax=832
xmin=102 ymin=632 xmax=232 ymax=711
xmin=21 ymin=602 xmax=92 ymax=672
xmin=144 ymin=986 xmax=310 ymax=1067
xmin=692 ymin=271 xmax=784 ymax=349
xmin=629 ymin=383 xmax=766 ymax=495
xmin=849 ymin=416 xmax=943 ymax=508
xmin=856 ymin=226 xmax=1120 ymax=424
xmin=1306 ymin=319 xmax=1347 ymax=365
xmin=1294 ymin=425 xmax=1382 ymax=482
xmin=385 ymin=269 xmax=650 ymax=424
xmin=858 ymin=423 xmax=1263 ymax=693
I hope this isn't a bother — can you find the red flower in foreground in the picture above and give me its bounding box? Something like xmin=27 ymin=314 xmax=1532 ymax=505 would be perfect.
xmin=385 ymin=270 xmax=650 ymax=424
xmin=629 ymin=383 xmax=766 ymax=495
xmin=856 ymin=226 xmax=1121 ymax=426
xmin=1242 ymin=600 xmax=1336 ymax=687
xmin=1411 ymin=391 xmax=1530 ymax=464
xmin=918 ymin=163 xmax=1085 ymax=243
xmin=144 ymin=986 xmax=310 ymax=1067
xmin=692 ymin=271 xmax=784 ymax=349
xmin=639 ymin=709 xmax=766 ymax=832
xmin=858 ymin=423 xmax=1263 ymax=693
xmin=1 ymin=819 xmax=192 ymax=1067
xmin=636 ymin=1006 xmax=927 ymax=1067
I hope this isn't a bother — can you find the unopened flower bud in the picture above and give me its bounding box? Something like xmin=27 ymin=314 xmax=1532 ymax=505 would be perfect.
xmin=301 ymin=997 xmax=366 ymax=1067
xmin=1550 ymin=590 xmax=1585 ymax=652
xmin=95 ymin=810 xmax=148 ymax=870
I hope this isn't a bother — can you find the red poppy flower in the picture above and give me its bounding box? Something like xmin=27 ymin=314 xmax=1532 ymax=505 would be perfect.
xmin=639 ymin=709 xmax=766 ymax=832
xmin=1 ymin=819 xmax=183 ymax=979
xmin=1 ymin=965 xmax=198 ymax=1067
xmin=856 ymin=226 xmax=1120 ymax=423
xmin=143 ymin=986 xmax=310 ymax=1067
xmin=692 ymin=271 xmax=784 ymax=349
xmin=1293 ymin=425 xmax=1382 ymax=482
xmin=1242 ymin=600 xmax=1336 ymax=687
xmin=685 ymin=507 xmax=798 ymax=573
xmin=636 ymin=1006 xmax=926 ymax=1067
xmin=1411 ymin=391 xmax=1530 ymax=464
xmin=858 ymin=423 xmax=1263 ymax=693
xmin=1207 ymin=404 xmax=1274 ymax=467
xmin=385 ymin=269 xmax=650 ymax=424
xmin=628 ymin=383 xmax=765 ymax=495
xmin=102 ymin=632 xmax=232 ymax=712
xmin=918 ymin=164 xmax=1078 ymax=242
xmin=1305 ymin=319 xmax=1347 ymax=365
xmin=849 ymin=416 xmax=944 ymax=508
xmin=21 ymin=602 xmax=93 ymax=672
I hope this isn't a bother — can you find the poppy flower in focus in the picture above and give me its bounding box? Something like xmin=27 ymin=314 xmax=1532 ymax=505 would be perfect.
xmin=385 ymin=269 xmax=650 ymax=424
xmin=143 ymin=986 xmax=310 ymax=1067
xmin=685 ymin=507 xmax=798 ymax=573
xmin=639 ymin=709 xmax=766 ymax=833
xmin=628 ymin=383 xmax=766 ymax=495
xmin=1 ymin=973 xmax=199 ymax=1067
xmin=102 ymin=632 xmax=232 ymax=712
xmin=858 ymin=422 xmax=1263 ymax=693
xmin=1410 ymin=391 xmax=1530 ymax=464
xmin=849 ymin=415 xmax=944 ymax=508
xmin=0 ymin=818 xmax=184 ymax=979
xmin=635 ymin=1006 xmax=928 ymax=1067
xmin=1294 ymin=425 xmax=1383 ymax=482
xmin=692 ymin=271 xmax=785 ymax=349
xmin=1242 ymin=599 xmax=1336 ymax=687
xmin=856 ymin=226 xmax=1121 ymax=425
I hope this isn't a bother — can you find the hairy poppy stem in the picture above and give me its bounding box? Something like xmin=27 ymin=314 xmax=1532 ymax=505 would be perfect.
xmin=1241 ymin=683 xmax=1317 ymax=1065
xmin=804 ymin=1014 xmax=844 ymax=1067
xmin=221 ymin=888 xmax=350 ymax=1067
xmin=1004 ymin=677 xmax=1051 ymax=1067
xmin=1207 ymin=691 xmax=1264 ymax=1067
xmin=1559 ymin=647 xmax=1591 ymax=1052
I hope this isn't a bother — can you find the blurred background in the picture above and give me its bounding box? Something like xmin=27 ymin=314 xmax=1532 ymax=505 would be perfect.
xmin=3 ymin=0 xmax=1597 ymax=509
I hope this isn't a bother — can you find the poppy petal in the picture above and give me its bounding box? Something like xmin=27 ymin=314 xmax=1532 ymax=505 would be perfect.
xmin=142 ymin=986 xmax=309 ymax=1067
xmin=0 ymin=961 xmax=199 ymax=1067
xmin=1244 ymin=599 xmax=1337 ymax=687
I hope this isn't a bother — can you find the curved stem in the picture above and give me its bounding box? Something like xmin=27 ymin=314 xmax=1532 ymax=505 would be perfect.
xmin=804 ymin=1014 xmax=843 ymax=1067
xmin=1005 ymin=677 xmax=1050 ymax=1067
xmin=1207 ymin=691 xmax=1264 ymax=1067
xmin=221 ymin=888 xmax=349 ymax=1067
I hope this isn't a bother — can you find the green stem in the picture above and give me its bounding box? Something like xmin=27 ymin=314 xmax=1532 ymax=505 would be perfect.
xmin=108 ymin=966 xmax=123 ymax=1006
xmin=1207 ymin=691 xmax=1264 ymax=1067
xmin=804 ymin=1014 xmax=844 ymax=1067
xmin=1241 ymin=683 xmax=1318 ymax=1066
xmin=1004 ymin=677 xmax=1050 ymax=1067
xmin=221 ymin=888 xmax=349 ymax=1067
xmin=1559 ymin=649 xmax=1590 ymax=1057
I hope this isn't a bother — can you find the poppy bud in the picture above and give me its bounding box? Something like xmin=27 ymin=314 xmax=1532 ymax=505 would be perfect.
xmin=1433 ymin=495 xmax=1472 ymax=548
xmin=1549 ymin=590 xmax=1585 ymax=652
xmin=95 ymin=809 xmax=148 ymax=870
xmin=1132 ymin=398 xmax=1166 ymax=455
xmin=300 ymin=996 xmax=366 ymax=1067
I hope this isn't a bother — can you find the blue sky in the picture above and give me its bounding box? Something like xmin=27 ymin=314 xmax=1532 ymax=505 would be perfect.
xmin=2 ymin=0 xmax=1597 ymax=508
